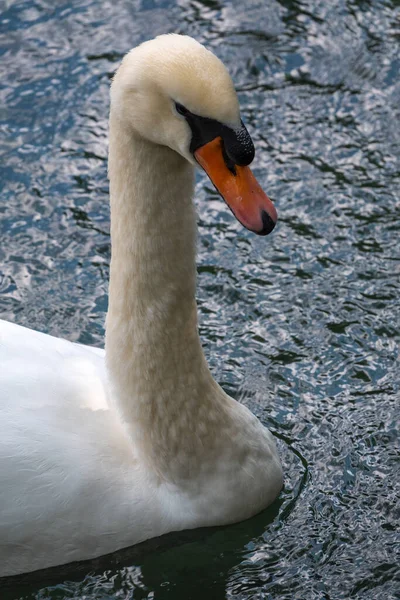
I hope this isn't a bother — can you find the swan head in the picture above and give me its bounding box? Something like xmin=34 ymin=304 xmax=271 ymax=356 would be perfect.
xmin=111 ymin=34 xmax=277 ymax=235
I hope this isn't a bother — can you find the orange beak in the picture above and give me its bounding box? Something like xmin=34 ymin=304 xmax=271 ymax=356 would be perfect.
xmin=194 ymin=137 xmax=277 ymax=235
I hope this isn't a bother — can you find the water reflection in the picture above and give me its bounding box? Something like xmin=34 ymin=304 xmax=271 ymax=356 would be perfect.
xmin=2 ymin=499 xmax=284 ymax=599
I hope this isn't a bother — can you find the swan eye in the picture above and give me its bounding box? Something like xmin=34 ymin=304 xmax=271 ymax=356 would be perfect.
xmin=175 ymin=102 xmax=189 ymax=117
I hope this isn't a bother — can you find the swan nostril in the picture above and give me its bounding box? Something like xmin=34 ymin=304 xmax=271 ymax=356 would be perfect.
xmin=258 ymin=210 xmax=276 ymax=236
xmin=221 ymin=139 xmax=236 ymax=175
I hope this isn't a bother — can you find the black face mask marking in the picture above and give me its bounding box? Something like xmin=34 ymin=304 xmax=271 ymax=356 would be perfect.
xmin=174 ymin=102 xmax=255 ymax=167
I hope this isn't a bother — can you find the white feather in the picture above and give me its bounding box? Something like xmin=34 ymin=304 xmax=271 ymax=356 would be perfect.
xmin=0 ymin=34 xmax=283 ymax=577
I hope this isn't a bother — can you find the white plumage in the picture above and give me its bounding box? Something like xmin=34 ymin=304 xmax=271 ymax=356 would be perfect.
xmin=0 ymin=34 xmax=282 ymax=577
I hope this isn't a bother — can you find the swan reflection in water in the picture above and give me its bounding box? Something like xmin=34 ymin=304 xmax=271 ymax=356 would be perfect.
xmin=1 ymin=498 xmax=283 ymax=599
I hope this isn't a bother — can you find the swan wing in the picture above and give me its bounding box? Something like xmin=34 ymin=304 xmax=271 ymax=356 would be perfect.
xmin=0 ymin=320 xmax=154 ymax=575
xmin=0 ymin=319 xmax=108 ymax=412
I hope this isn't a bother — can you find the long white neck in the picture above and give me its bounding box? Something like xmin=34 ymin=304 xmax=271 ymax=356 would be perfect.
xmin=106 ymin=113 xmax=226 ymax=481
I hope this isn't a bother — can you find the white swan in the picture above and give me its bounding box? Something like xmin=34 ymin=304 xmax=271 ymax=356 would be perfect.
xmin=0 ymin=34 xmax=283 ymax=577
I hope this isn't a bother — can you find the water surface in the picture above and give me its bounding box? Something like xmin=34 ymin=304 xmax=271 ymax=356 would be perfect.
xmin=1 ymin=0 xmax=399 ymax=598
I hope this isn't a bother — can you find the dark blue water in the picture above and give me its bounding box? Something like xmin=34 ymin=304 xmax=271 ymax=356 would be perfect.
xmin=1 ymin=0 xmax=399 ymax=598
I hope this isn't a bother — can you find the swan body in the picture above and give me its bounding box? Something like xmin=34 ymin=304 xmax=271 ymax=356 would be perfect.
xmin=0 ymin=34 xmax=283 ymax=577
